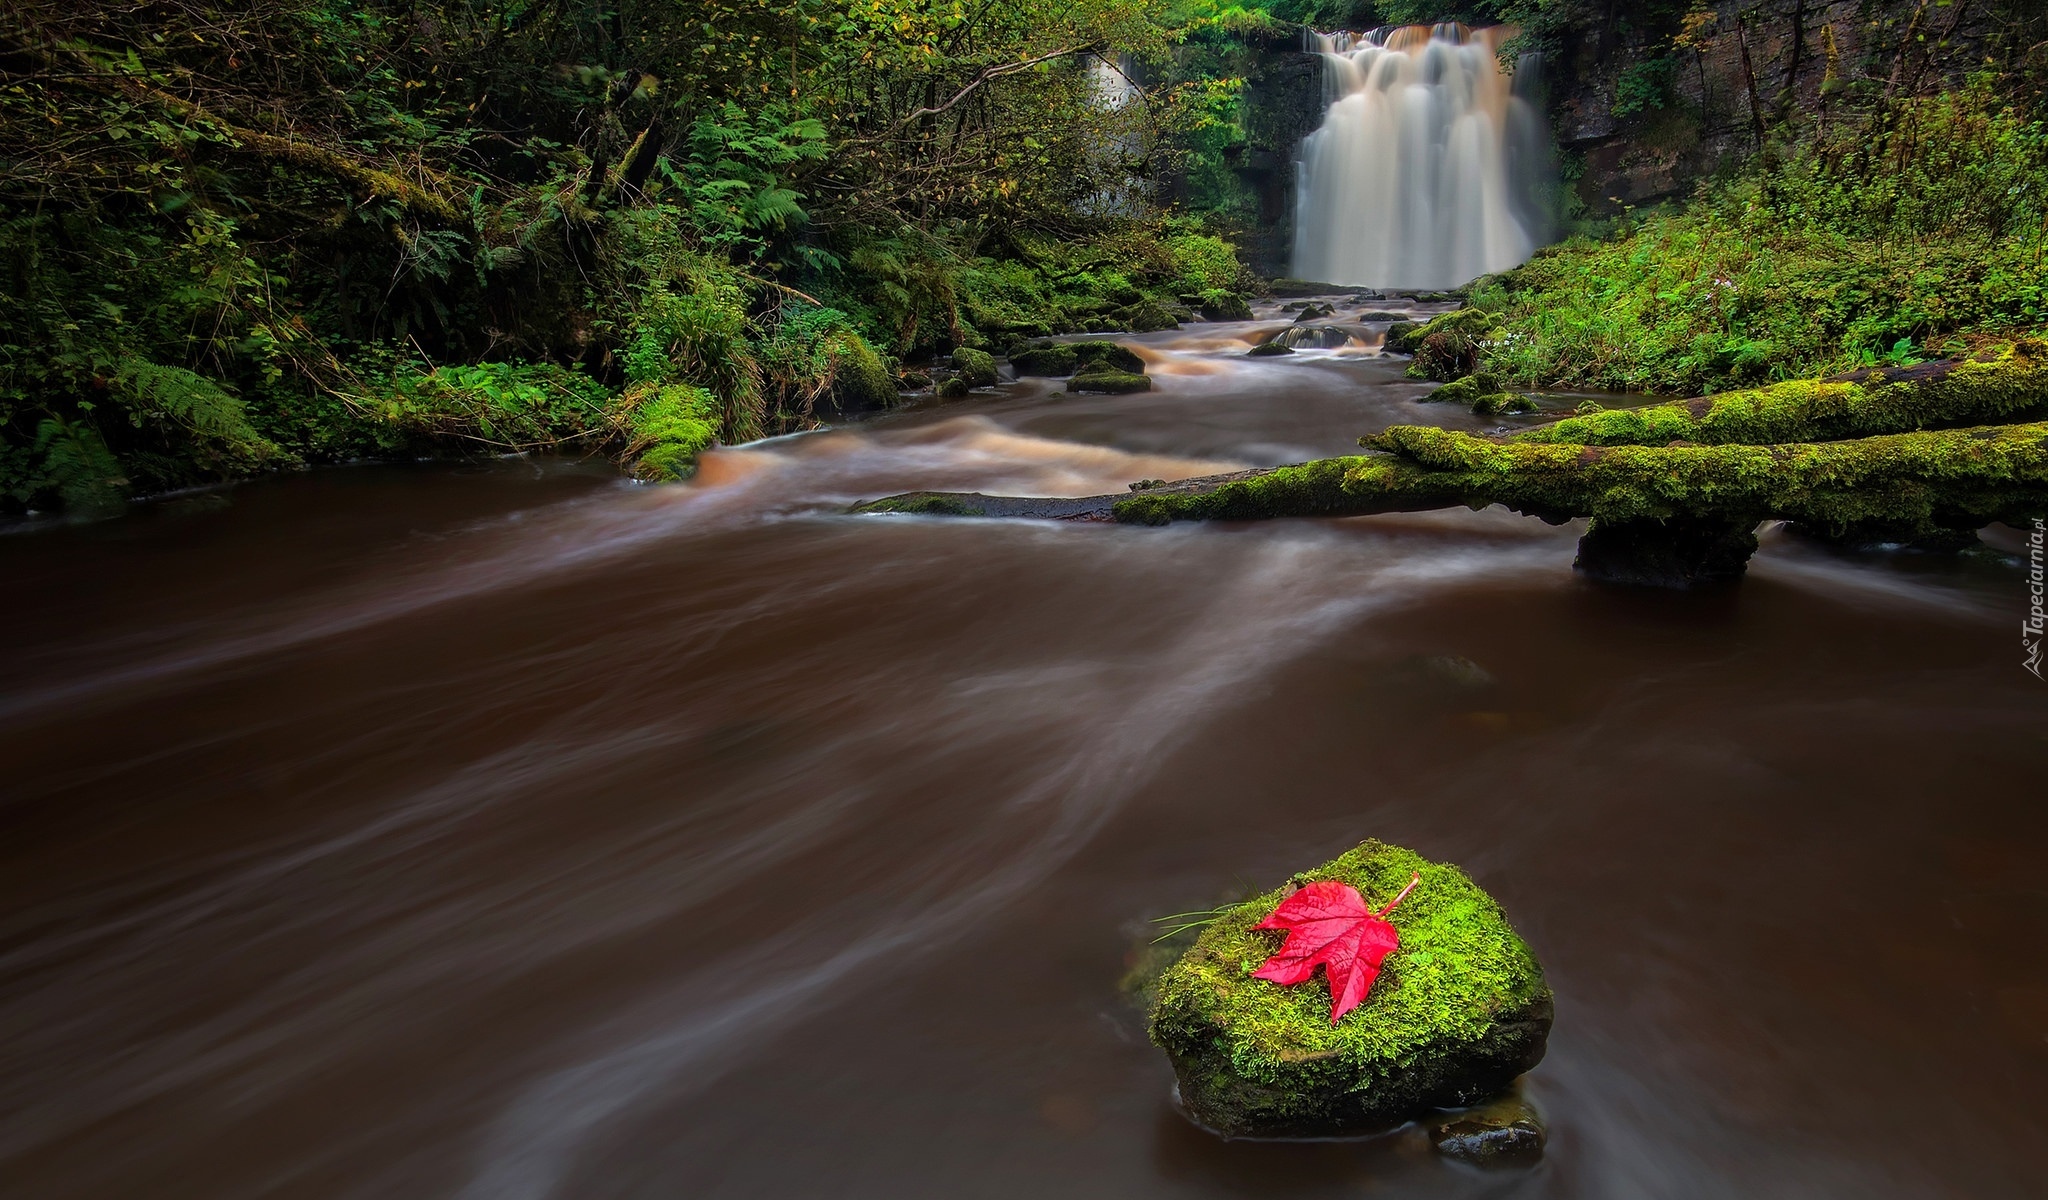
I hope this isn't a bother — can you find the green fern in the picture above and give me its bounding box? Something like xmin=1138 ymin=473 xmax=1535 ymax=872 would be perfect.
xmin=34 ymin=416 xmax=128 ymax=516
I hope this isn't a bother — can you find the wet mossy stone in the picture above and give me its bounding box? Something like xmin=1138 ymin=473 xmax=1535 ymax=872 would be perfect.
xmin=1074 ymin=341 xmax=1146 ymax=374
xmin=1119 ymin=301 xmax=1182 ymax=333
xmin=827 ymin=332 xmax=900 ymax=412
xmin=1382 ymin=321 xmax=1423 ymax=355
xmin=1148 ymin=840 xmax=1551 ymax=1138
xmin=1198 ymin=290 xmax=1255 ymax=321
xmin=1430 ymin=1094 xmax=1545 ymax=1165
xmin=936 ymin=376 xmax=970 ymax=399
xmin=1067 ymin=370 xmax=1152 ymax=394
xmin=1010 ymin=342 xmax=1079 ymax=377
xmin=950 ymin=347 xmax=998 ymax=389
xmin=1247 ymin=341 xmax=1295 ymax=357
xmin=1472 ymin=392 xmax=1539 ymax=416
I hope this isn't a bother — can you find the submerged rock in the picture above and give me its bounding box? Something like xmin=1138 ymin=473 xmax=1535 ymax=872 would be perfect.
xmin=1429 ymin=1094 xmax=1546 ymax=1165
xmin=1067 ymin=370 xmax=1152 ymax=394
xmin=1149 ymin=840 xmax=1551 ymax=1139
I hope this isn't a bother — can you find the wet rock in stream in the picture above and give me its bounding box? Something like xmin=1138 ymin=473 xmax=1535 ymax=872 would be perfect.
xmin=1429 ymin=1093 xmax=1546 ymax=1165
xmin=1148 ymin=840 xmax=1552 ymax=1138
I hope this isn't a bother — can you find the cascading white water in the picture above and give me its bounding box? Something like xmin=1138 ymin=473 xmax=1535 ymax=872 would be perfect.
xmin=1292 ymin=24 xmax=1553 ymax=290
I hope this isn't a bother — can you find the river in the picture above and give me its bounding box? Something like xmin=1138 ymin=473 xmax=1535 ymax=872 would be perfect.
xmin=3 ymin=312 xmax=2045 ymax=1198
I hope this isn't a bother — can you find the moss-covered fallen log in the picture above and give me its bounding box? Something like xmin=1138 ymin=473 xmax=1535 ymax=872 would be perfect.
xmin=1515 ymin=340 xmax=2048 ymax=448
xmin=855 ymin=422 xmax=2048 ymax=585
xmin=1119 ymin=422 xmax=2048 ymax=534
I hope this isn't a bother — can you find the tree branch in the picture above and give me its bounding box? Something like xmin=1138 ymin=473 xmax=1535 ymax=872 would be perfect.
xmin=894 ymin=43 xmax=1099 ymax=130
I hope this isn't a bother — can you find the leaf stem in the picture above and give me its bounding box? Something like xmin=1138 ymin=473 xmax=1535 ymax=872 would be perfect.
xmin=1377 ymin=872 xmax=1422 ymax=918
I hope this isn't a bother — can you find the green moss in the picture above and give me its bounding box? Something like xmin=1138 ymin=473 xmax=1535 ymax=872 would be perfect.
xmin=1399 ymin=308 xmax=1501 ymax=381
xmin=1518 ymin=341 xmax=2048 ymax=447
xmin=1473 ymin=392 xmax=1540 ymax=416
xmin=1118 ymin=300 xmax=1182 ymax=332
xmin=622 ymin=383 xmax=721 ymax=480
xmin=1073 ymin=341 xmax=1146 ymax=373
xmin=1113 ymin=458 xmax=1381 ymax=525
xmin=950 ymin=346 xmax=998 ymax=389
xmin=1010 ymin=342 xmax=1080 ymax=377
xmin=828 ymin=331 xmax=899 ymax=411
xmin=1426 ymin=374 xmax=1536 ymax=414
xmin=1112 ymin=421 xmax=2048 ymax=544
xmin=1197 ymin=289 xmax=1254 ymax=321
xmin=1358 ymin=421 xmax=2048 ymax=536
xmin=937 ymin=376 xmax=970 ymax=399
xmin=1067 ymin=370 xmax=1152 ymax=394
xmin=1382 ymin=321 xmax=1424 ymax=355
xmin=1148 ymin=840 xmax=1549 ymax=1136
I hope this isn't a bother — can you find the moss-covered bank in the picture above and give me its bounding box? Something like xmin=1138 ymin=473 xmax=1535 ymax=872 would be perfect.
xmin=1149 ymin=840 xmax=1550 ymax=1138
xmin=1516 ymin=340 xmax=2048 ymax=448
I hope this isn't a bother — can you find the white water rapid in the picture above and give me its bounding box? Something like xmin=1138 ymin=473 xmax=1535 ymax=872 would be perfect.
xmin=1292 ymin=24 xmax=1553 ymax=290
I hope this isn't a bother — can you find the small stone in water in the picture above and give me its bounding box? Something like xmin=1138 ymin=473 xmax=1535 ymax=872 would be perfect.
xmin=1429 ymin=1096 xmax=1545 ymax=1165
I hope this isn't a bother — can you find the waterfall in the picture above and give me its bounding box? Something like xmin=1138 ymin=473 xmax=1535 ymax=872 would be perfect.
xmin=1292 ymin=24 xmax=1553 ymax=290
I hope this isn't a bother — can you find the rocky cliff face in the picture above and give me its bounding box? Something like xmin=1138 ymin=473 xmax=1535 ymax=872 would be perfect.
xmin=1231 ymin=46 xmax=1326 ymax=276
xmin=1551 ymin=0 xmax=2008 ymax=214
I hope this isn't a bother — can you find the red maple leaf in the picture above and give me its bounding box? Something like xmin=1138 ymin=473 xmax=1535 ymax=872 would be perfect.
xmin=1252 ymin=872 xmax=1421 ymax=1023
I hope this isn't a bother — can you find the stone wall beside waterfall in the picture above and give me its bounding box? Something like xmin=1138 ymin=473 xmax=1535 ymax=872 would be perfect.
xmin=1551 ymin=0 xmax=2015 ymax=214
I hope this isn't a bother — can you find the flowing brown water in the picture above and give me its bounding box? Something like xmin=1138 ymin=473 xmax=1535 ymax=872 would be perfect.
xmin=4 ymin=318 xmax=2045 ymax=1198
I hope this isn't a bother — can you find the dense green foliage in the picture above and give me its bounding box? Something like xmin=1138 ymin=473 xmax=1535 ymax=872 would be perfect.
xmin=0 ymin=0 xmax=1270 ymax=513
xmin=8 ymin=0 xmax=2045 ymax=516
xmin=1457 ymin=83 xmax=2048 ymax=393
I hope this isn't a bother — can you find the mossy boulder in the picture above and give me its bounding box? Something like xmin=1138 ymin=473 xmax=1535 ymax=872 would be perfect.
xmin=1197 ymin=289 xmax=1255 ymax=321
xmin=1074 ymin=340 xmax=1146 ymax=374
xmin=1382 ymin=320 xmax=1424 ymax=355
xmin=1067 ymin=370 xmax=1152 ymax=394
xmin=1247 ymin=341 xmax=1295 ymax=357
xmin=950 ymin=346 xmax=999 ymax=389
xmin=1118 ymin=300 xmax=1182 ymax=332
xmin=1399 ymin=308 xmax=1500 ymax=381
xmin=936 ymin=376 xmax=970 ymax=399
xmin=1010 ymin=341 xmax=1080 ymax=377
xmin=1473 ymin=392 xmax=1539 ymax=416
xmin=828 ymin=331 xmax=900 ymax=411
xmin=1149 ymin=840 xmax=1551 ymax=1138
